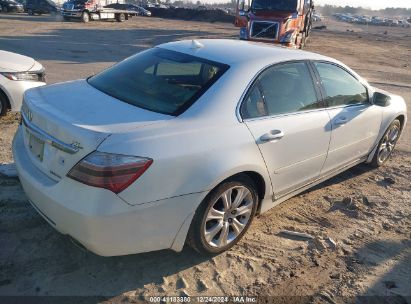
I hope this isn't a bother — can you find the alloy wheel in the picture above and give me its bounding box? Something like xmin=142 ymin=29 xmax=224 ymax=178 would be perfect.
xmin=378 ymin=124 xmax=400 ymax=163
xmin=203 ymin=186 xmax=254 ymax=248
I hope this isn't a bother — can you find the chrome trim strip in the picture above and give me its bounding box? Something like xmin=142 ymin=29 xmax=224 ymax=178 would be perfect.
xmin=22 ymin=112 xmax=79 ymax=155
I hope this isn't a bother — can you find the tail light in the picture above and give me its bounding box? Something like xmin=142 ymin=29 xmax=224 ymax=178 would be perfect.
xmin=67 ymin=151 xmax=153 ymax=194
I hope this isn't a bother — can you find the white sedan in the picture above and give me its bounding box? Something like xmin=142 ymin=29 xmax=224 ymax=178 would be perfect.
xmin=12 ymin=39 xmax=407 ymax=256
xmin=0 ymin=50 xmax=46 ymax=116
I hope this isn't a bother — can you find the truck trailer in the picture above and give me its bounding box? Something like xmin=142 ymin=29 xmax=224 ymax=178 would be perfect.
xmin=61 ymin=0 xmax=134 ymax=22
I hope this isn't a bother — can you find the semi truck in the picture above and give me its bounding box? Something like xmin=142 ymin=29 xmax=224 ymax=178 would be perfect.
xmin=61 ymin=0 xmax=134 ymax=22
xmin=235 ymin=0 xmax=314 ymax=49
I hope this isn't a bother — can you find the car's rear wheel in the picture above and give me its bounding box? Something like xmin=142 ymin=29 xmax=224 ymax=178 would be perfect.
xmin=370 ymin=119 xmax=401 ymax=167
xmin=81 ymin=11 xmax=89 ymax=23
xmin=188 ymin=176 xmax=258 ymax=254
xmin=27 ymin=9 xmax=34 ymax=15
xmin=116 ymin=13 xmax=126 ymax=22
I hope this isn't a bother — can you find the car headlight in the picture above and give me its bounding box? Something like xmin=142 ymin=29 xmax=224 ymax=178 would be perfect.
xmin=1 ymin=71 xmax=45 ymax=82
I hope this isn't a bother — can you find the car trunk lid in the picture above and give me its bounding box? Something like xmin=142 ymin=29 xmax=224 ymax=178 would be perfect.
xmin=22 ymin=79 xmax=172 ymax=181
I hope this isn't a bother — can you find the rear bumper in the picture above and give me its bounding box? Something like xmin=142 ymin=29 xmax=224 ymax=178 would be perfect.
xmin=12 ymin=127 xmax=204 ymax=256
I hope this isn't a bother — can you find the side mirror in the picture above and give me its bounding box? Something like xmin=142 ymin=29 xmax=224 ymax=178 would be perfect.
xmin=373 ymin=92 xmax=391 ymax=107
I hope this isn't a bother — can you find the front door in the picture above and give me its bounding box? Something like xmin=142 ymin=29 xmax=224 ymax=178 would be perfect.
xmin=312 ymin=61 xmax=383 ymax=174
xmin=242 ymin=61 xmax=331 ymax=198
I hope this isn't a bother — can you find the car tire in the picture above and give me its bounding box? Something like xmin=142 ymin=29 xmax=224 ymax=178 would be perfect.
xmin=81 ymin=11 xmax=89 ymax=23
xmin=370 ymin=119 xmax=401 ymax=167
xmin=0 ymin=91 xmax=9 ymax=116
xmin=187 ymin=175 xmax=258 ymax=255
xmin=27 ymin=9 xmax=33 ymax=15
xmin=116 ymin=13 xmax=125 ymax=22
xmin=3 ymin=6 xmax=8 ymax=13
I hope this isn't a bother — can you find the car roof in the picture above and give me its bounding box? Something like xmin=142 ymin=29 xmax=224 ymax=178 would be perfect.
xmin=158 ymin=39 xmax=336 ymax=67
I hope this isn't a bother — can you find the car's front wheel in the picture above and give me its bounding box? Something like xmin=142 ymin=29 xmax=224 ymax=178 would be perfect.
xmin=188 ymin=176 xmax=258 ymax=254
xmin=370 ymin=119 xmax=401 ymax=167
xmin=0 ymin=91 xmax=8 ymax=116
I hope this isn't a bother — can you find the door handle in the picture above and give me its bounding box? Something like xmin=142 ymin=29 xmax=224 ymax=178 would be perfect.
xmin=334 ymin=117 xmax=348 ymax=125
xmin=260 ymin=130 xmax=284 ymax=143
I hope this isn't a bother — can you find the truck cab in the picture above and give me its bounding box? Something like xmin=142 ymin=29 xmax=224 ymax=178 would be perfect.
xmin=235 ymin=0 xmax=314 ymax=48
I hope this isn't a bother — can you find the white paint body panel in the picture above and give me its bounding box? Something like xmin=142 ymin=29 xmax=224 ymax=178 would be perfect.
xmin=322 ymin=104 xmax=382 ymax=174
xmin=12 ymin=39 xmax=407 ymax=256
xmin=245 ymin=109 xmax=331 ymax=198
xmin=0 ymin=51 xmax=45 ymax=112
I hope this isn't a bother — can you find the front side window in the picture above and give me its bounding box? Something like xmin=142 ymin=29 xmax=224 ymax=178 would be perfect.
xmin=88 ymin=48 xmax=228 ymax=116
xmin=241 ymin=62 xmax=320 ymax=119
xmin=314 ymin=62 xmax=368 ymax=107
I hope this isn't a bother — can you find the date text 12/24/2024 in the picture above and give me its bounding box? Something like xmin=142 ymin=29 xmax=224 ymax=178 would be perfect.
xmin=149 ymin=296 xmax=258 ymax=303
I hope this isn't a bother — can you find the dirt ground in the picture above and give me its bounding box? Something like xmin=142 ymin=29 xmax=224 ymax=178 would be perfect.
xmin=0 ymin=14 xmax=410 ymax=303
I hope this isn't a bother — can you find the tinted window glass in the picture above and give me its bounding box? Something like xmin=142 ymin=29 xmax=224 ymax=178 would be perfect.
xmin=242 ymin=62 xmax=319 ymax=119
xmin=314 ymin=62 xmax=368 ymax=107
xmin=251 ymin=0 xmax=298 ymax=11
xmin=88 ymin=48 xmax=228 ymax=116
xmin=241 ymin=85 xmax=268 ymax=119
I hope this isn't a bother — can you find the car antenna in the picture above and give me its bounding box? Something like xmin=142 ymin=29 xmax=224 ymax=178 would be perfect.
xmin=190 ymin=40 xmax=204 ymax=49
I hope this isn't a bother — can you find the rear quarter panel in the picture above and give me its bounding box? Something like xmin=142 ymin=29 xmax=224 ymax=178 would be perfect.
xmin=99 ymin=119 xmax=271 ymax=207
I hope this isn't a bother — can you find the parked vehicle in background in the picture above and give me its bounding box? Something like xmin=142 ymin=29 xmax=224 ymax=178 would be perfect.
xmin=0 ymin=0 xmax=24 ymax=13
xmin=336 ymin=14 xmax=408 ymax=28
xmin=235 ymin=0 xmax=315 ymax=49
xmin=26 ymin=0 xmax=59 ymax=15
xmin=104 ymin=3 xmax=151 ymax=16
xmin=398 ymin=20 xmax=410 ymax=28
xmin=0 ymin=51 xmax=45 ymax=116
xmin=12 ymin=39 xmax=407 ymax=256
xmin=61 ymin=0 xmax=134 ymax=22
xmin=312 ymin=12 xmax=321 ymax=22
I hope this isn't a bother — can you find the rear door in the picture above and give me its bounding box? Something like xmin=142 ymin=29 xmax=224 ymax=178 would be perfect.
xmin=312 ymin=61 xmax=382 ymax=174
xmin=243 ymin=61 xmax=331 ymax=198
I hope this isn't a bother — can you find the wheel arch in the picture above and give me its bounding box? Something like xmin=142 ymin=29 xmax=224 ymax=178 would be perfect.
xmin=0 ymin=87 xmax=11 ymax=110
xmin=170 ymin=169 xmax=270 ymax=252
xmin=366 ymin=114 xmax=407 ymax=163
xmin=396 ymin=114 xmax=406 ymax=132
xmin=216 ymin=171 xmax=266 ymax=211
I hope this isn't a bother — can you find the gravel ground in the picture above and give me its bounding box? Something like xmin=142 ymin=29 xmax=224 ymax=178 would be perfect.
xmin=0 ymin=14 xmax=410 ymax=303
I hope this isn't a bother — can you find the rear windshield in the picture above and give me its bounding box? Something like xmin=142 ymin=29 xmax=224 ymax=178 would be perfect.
xmin=251 ymin=0 xmax=298 ymax=11
xmin=88 ymin=48 xmax=229 ymax=116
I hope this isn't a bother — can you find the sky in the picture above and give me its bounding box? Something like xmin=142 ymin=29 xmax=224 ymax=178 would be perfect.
xmin=314 ymin=0 xmax=411 ymax=10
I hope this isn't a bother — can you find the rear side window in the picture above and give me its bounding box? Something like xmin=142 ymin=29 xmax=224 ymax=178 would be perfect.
xmin=314 ymin=62 xmax=368 ymax=107
xmin=88 ymin=48 xmax=229 ymax=116
xmin=241 ymin=62 xmax=320 ymax=119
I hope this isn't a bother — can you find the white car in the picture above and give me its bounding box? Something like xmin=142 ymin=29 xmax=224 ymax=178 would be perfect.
xmin=13 ymin=40 xmax=407 ymax=256
xmin=0 ymin=50 xmax=46 ymax=116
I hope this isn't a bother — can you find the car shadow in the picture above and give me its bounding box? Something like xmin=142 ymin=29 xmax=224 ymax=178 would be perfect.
xmin=0 ymin=198 xmax=211 ymax=297
xmin=0 ymin=13 xmax=59 ymax=22
xmin=302 ymin=162 xmax=375 ymax=195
